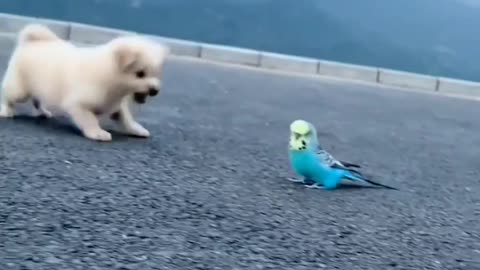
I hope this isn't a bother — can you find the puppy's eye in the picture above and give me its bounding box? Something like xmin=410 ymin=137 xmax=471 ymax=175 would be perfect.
xmin=135 ymin=70 xmax=146 ymax=78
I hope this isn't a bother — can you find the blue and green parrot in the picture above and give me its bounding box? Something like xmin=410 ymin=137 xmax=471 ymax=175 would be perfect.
xmin=287 ymin=119 xmax=397 ymax=190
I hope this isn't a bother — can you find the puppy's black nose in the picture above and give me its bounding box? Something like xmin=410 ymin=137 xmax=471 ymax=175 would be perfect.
xmin=148 ymin=87 xmax=159 ymax=96
xmin=134 ymin=92 xmax=147 ymax=104
xmin=301 ymin=140 xmax=306 ymax=146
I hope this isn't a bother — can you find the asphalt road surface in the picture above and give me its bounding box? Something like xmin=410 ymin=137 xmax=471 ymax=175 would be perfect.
xmin=1 ymin=51 xmax=480 ymax=270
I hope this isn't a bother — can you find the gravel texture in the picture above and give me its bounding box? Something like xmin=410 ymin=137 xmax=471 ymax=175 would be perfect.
xmin=1 ymin=54 xmax=480 ymax=270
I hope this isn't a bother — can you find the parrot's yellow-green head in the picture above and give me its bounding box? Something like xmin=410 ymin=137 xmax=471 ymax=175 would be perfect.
xmin=289 ymin=119 xmax=313 ymax=151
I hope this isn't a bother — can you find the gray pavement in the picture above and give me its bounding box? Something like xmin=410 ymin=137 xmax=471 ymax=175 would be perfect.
xmin=1 ymin=51 xmax=480 ymax=270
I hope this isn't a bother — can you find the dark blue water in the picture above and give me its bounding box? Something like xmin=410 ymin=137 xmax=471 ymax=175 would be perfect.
xmin=1 ymin=0 xmax=479 ymax=81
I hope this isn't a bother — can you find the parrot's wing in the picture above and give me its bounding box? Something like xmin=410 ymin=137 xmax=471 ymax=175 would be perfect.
xmin=316 ymin=148 xmax=361 ymax=170
xmin=315 ymin=148 xmax=367 ymax=180
xmin=315 ymin=149 xmax=337 ymax=167
xmin=332 ymin=163 xmax=363 ymax=176
xmin=315 ymin=145 xmax=361 ymax=168
xmin=337 ymin=161 xmax=361 ymax=168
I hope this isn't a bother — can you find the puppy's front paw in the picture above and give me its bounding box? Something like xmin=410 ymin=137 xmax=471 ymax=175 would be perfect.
xmin=128 ymin=122 xmax=150 ymax=138
xmin=84 ymin=129 xmax=112 ymax=142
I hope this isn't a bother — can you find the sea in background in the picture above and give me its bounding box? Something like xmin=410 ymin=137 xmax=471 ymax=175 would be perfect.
xmin=1 ymin=0 xmax=480 ymax=81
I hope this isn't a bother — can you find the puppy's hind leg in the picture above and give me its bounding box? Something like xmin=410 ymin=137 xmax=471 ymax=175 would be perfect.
xmin=0 ymin=97 xmax=15 ymax=118
xmin=112 ymin=99 xmax=150 ymax=138
xmin=0 ymin=70 xmax=29 ymax=118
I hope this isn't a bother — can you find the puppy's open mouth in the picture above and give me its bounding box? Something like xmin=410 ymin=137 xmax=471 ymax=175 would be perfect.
xmin=133 ymin=92 xmax=147 ymax=104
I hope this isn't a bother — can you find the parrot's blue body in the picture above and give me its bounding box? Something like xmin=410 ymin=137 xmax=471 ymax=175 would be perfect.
xmin=289 ymin=147 xmax=371 ymax=190
xmin=288 ymin=119 xmax=397 ymax=190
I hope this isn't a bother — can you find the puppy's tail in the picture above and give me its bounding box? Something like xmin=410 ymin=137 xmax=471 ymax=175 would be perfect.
xmin=17 ymin=23 xmax=59 ymax=45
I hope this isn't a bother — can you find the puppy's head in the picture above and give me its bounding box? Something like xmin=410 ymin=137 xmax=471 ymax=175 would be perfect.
xmin=111 ymin=36 xmax=169 ymax=104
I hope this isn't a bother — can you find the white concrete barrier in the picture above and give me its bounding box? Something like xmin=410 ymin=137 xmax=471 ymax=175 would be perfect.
xmin=3 ymin=12 xmax=480 ymax=98
xmin=146 ymin=35 xmax=201 ymax=57
xmin=0 ymin=32 xmax=15 ymax=52
xmin=35 ymin=18 xmax=71 ymax=39
xmin=69 ymin=22 xmax=136 ymax=44
xmin=259 ymin=52 xmax=319 ymax=74
xmin=200 ymin=43 xmax=260 ymax=66
xmin=437 ymin=77 xmax=480 ymax=97
xmin=318 ymin=60 xmax=378 ymax=83
xmin=378 ymin=69 xmax=438 ymax=91
xmin=0 ymin=13 xmax=35 ymax=33
xmin=0 ymin=13 xmax=70 ymax=39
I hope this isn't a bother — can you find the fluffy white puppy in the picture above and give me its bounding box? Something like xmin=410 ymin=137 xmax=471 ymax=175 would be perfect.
xmin=0 ymin=23 xmax=169 ymax=141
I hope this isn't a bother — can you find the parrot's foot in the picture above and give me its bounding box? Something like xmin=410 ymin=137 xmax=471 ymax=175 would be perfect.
xmin=287 ymin=177 xmax=306 ymax=183
xmin=305 ymin=183 xmax=324 ymax=189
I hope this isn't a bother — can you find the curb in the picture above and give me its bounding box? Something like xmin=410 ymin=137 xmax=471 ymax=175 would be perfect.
xmin=1 ymin=12 xmax=480 ymax=97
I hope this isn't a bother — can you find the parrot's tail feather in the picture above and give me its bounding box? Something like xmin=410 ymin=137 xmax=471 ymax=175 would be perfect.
xmin=346 ymin=168 xmax=363 ymax=176
xmin=340 ymin=161 xmax=361 ymax=168
xmin=345 ymin=171 xmax=398 ymax=190
xmin=362 ymin=178 xmax=398 ymax=190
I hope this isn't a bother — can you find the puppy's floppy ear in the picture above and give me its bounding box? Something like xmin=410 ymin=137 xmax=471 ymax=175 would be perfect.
xmin=115 ymin=45 xmax=139 ymax=72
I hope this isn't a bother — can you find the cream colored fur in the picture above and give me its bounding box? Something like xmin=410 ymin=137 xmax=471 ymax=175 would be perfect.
xmin=0 ymin=23 xmax=169 ymax=141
